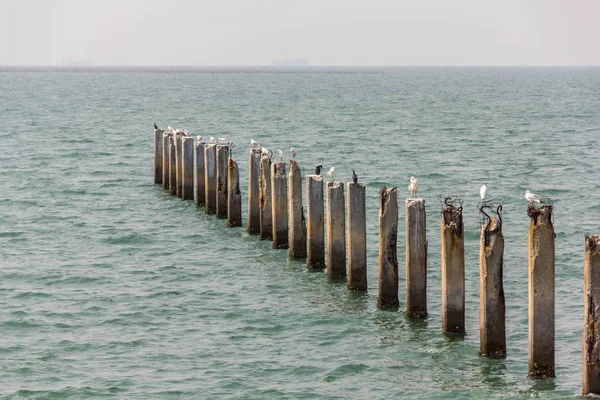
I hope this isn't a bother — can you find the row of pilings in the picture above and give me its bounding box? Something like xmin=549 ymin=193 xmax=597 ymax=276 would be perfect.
xmin=154 ymin=128 xmax=600 ymax=395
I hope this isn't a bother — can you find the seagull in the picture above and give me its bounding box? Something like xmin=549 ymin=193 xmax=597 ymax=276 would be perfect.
xmin=218 ymin=137 xmax=228 ymax=144
xmin=154 ymin=122 xmax=158 ymax=130
xmin=209 ymin=136 xmax=217 ymax=143
xmin=261 ymin=147 xmax=269 ymax=156
xmin=183 ymin=129 xmax=189 ymax=136
xmin=408 ymin=176 xmax=419 ymax=198
xmin=251 ymin=139 xmax=261 ymax=148
xmin=291 ymin=147 xmax=296 ymax=160
xmin=315 ymin=165 xmax=323 ymax=175
xmin=352 ymin=169 xmax=358 ymax=184
xmin=196 ymin=135 xmax=203 ymax=141
xmin=327 ymin=167 xmax=335 ymax=182
xmin=525 ymin=190 xmax=543 ymax=204
xmin=168 ymin=125 xmax=175 ymax=133
xmin=480 ymin=184 xmax=487 ymax=202
xmin=277 ymin=149 xmax=284 ymax=161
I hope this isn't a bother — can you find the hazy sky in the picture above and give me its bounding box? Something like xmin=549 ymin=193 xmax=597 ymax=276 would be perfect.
xmin=1 ymin=0 xmax=599 ymax=66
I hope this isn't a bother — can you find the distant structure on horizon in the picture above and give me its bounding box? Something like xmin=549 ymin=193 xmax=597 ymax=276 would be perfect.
xmin=272 ymin=52 xmax=308 ymax=66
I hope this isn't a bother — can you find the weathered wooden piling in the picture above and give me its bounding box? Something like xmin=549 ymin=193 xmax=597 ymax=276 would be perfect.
xmin=153 ymin=128 xmax=163 ymax=184
xmin=194 ymin=141 xmax=205 ymax=206
xmin=181 ymin=137 xmax=194 ymax=200
xmin=378 ymin=187 xmax=399 ymax=309
xmin=527 ymin=205 xmax=555 ymax=378
xmin=175 ymin=134 xmax=183 ymax=197
xmin=271 ymin=161 xmax=288 ymax=249
xmin=216 ymin=145 xmax=229 ymax=218
xmin=327 ymin=181 xmax=346 ymax=278
xmin=584 ymin=235 xmax=600 ymax=395
xmin=247 ymin=148 xmax=262 ymax=234
xmin=406 ymin=198 xmax=427 ymax=318
xmin=227 ymin=157 xmax=242 ymax=227
xmin=204 ymin=144 xmax=217 ymax=214
xmin=259 ymin=156 xmax=273 ymax=240
xmin=168 ymin=136 xmax=176 ymax=195
xmin=307 ymin=175 xmax=325 ymax=269
xmin=479 ymin=216 xmax=506 ymax=358
xmin=441 ymin=204 xmax=465 ymax=334
xmin=347 ymin=182 xmax=367 ymax=291
xmin=162 ymin=133 xmax=170 ymax=189
xmin=288 ymin=160 xmax=306 ymax=258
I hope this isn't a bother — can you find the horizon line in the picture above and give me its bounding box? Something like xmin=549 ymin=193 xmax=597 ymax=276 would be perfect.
xmin=1 ymin=64 xmax=600 ymax=68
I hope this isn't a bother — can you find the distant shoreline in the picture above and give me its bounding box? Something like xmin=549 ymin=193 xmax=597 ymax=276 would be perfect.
xmin=0 ymin=65 xmax=598 ymax=73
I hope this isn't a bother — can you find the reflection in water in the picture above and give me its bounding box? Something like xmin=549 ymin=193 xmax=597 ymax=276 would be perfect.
xmin=479 ymin=358 xmax=508 ymax=387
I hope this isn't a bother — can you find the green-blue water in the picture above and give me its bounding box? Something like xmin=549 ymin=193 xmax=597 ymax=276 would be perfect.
xmin=1 ymin=67 xmax=599 ymax=399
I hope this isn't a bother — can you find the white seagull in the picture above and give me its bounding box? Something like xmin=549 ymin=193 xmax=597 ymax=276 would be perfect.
xmin=261 ymin=146 xmax=269 ymax=156
xmin=251 ymin=139 xmax=261 ymax=148
xmin=168 ymin=125 xmax=175 ymax=133
xmin=218 ymin=137 xmax=228 ymax=144
xmin=525 ymin=190 xmax=543 ymax=204
xmin=209 ymin=136 xmax=217 ymax=143
xmin=327 ymin=167 xmax=335 ymax=182
xmin=183 ymin=129 xmax=189 ymax=136
xmin=480 ymin=184 xmax=487 ymax=202
xmin=196 ymin=135 xmax=203 ymax=141
xmin=277 ymin=149 xmax=284 ymax=161
xmin=408 ymin=176 xmax=419 ymax=198
xmin=291 ymin=147 xmax=296 ymax=160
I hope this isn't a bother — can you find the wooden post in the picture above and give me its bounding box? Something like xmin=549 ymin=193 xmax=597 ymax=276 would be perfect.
xmin=441 ymin=204 xmax=465 ymax=334
xmin=347 ymin=182 xmax=367 ymax=291
xmin=271 ymin=161 xmax=288 ymax=249
xmin=406 ymin=198 xmax=427 ymax=318
xmin=227 ymin=157 xmax=242 ymax=227
xmin=175 ymin=134 xmax=183 ymax=197
xmin=584 ymin=235 xmax=600 ymax=395
xmin=216 ymin=144 xmax=229 ymax=218
xmin=307 ymin=175 xmax=325 ymax=269
xmin=168 ymin=136 xmax=176 ymax=195
xmin=288 ymin=160 xmax=306 ymax=258
xmin=194 ymin=141 xmax=205 ymax=207
xmin=378 ymin=187 xmax=399 ymax=309
xmin=162 ymin=133 xmax=170 ymax=189
xmin=528 ymin=205 xmax=555 ymax=378
xmin=247 ymin=149 xmax=262 ymax=234
xmin=259 ymin=156 xmax=273 ymax=240
xmin=479 ymin=216 xmax=506 ymax=358
xmin=327 ymin=181 xmax=346 ymax=278
xmin=181 ymin=137 xmax=194 ymax=200
xmin=153 ymin=128 xmax=163 ymax=184
xmin=204 ymin=144 xmax=217 ymax=214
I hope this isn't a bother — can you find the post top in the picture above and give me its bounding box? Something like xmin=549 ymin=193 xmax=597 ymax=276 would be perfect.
xmin=527 ymin=204 xmax=552 ymax=221
xmin=307 ymin=175 xmax=323 ymax=182
xmin=405 ymin=198 xmax=425 ymax=204
xmin=327 ymin=181 xmax=344 ymax=189
xmin=348 ymin=181 xmax=365 ymax=188
xmin=586 ymin=235 xmax=600 ymax=252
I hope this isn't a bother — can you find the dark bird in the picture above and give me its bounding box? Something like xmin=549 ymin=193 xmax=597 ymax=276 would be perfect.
xmin=352 ymin=169 xmax=358 ymax=184
xmin=315 ymin=165 xmax=323 ymax=175
xmin=153 ymin=122 xmax=158 ymax=130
